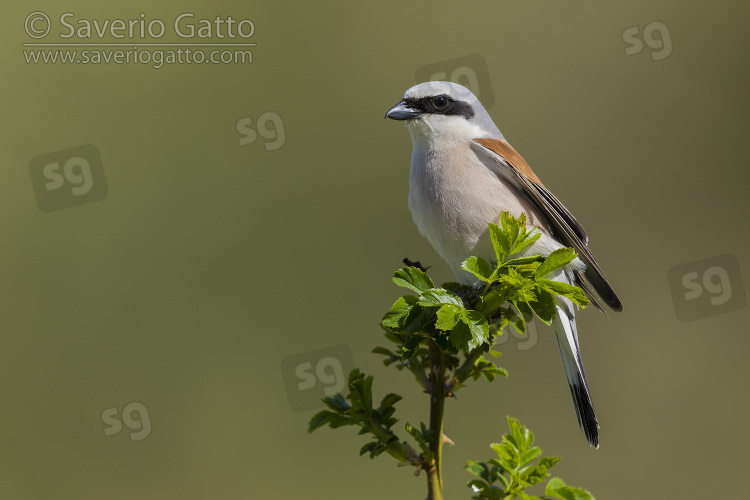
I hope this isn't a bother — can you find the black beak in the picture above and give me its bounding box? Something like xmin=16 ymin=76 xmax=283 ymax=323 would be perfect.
xmin=385 ymin=101 xmax=420 ymax=120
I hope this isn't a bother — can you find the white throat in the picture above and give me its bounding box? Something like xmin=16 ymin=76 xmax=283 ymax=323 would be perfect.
xmin=405 ymin=115 xmax=493 ymax=150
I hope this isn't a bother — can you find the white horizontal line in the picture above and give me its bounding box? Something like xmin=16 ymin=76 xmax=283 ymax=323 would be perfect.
xmin=22 ymin=43 xmax=257 ymax=47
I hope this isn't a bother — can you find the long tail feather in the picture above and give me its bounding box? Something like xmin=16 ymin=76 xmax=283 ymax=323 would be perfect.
xmin=552 ymin=296 xmax=599 ymax=447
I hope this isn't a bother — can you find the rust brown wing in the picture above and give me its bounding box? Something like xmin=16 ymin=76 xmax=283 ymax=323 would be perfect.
xmin=473 ymin=138 xmax=623 ymax=312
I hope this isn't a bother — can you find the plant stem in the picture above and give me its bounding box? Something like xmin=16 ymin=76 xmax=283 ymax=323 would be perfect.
xmin=450 ymin=346 xmax=485 ymax=390
xmin=426 ymin=339 xmax=446 ymax=500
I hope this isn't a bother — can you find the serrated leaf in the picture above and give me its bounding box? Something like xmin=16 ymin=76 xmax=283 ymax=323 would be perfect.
xmin=535 ymin=248 xmax=577 ymax=279
xmin=514 ymin=301 xmax=534 ymax=325
xmin=378 ymin=392 xmax=403 ymax=413
xmin=501 ymin=211 xmax=521 ymax=243
xmin=436 ymin=304 xmax=462 ymax=331
xmin=503 ymin=255 xmax=544 ymax=268
xmin=401 ymin=333 xmax=426 ymax=358
xmin=538 ymin=456 xmax=562 ymax=470
xmin=523 ymin=455 xmax=562 ymax=485
xmin=476 ymin=359 xmax=508 ymax=382
xmin=450 ymin=320 xmax=473 ymax=351
xmin=527 ymin=289 xmax=556 ymax=325
xmin=462 ymin=309 xmax=489 ymax=350
xmin=510 ymin=227 xmax=542 ymax=255
xmin=392 ymin=267 xmax=435 ymax=294
xmin=489 ymin=223 xmax=511 ymax=264
xmin=465 ymin=461 xmax=492 ymax=482
xmin=360 ymin=441 xmax=378 ymax=456
xmin=545 ymin=477 xmax=595 ymax=500
xmin=418 ymin=288 xmax=464 ymax=307
xmin=496 ymin=267 xmax=528 ymax=290
xmin=537 ymin=278 xmax=590 ymax=308
xmin=462 ymin=256 xmax=494 ymax=282
xmin=466 ymin=478 xmax=490 ymax=491
xmin=322 ymin=393 xmax=350 ymax=413
xmin=372 ymin=346 xmax=394 ymax=357
xmin=490 ymin=441 xmax=517 ymax=464
xmin=519 ymin=447 xmax=542 ymax=466
xmin=307 ymin=410 xmax=340 ymax=432
xmin=381 ymin=295 xmax=418 ymax=328
xmin=502 ymin=305 xmax=527 ymax=334
xmin=507 ymin=416 xmax=534 ymax=451
xmin=401 ymin=304 xmax=437 ymax=334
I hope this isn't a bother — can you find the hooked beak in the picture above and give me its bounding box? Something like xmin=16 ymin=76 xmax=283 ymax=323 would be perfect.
xmin=385 ymin=101 xmax=421 ymax=120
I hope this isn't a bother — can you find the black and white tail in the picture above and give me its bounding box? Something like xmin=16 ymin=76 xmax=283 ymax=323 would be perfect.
xmin=552 ymin=292 xmax=600 ymax=448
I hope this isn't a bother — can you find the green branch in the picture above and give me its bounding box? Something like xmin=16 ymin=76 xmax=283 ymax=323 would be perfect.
xmin=426 ymin=339 xmax=446 ymax=500
xmin=308 ymin=212 xmax=596 ymax=500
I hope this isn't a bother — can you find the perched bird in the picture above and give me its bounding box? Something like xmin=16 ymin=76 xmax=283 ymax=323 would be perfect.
xmin=385 ymin=81 xmax=622 ymax=447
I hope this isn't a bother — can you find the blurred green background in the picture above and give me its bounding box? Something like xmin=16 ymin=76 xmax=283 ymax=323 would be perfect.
xmin=2 ymin=0 xmax=749 ymax=498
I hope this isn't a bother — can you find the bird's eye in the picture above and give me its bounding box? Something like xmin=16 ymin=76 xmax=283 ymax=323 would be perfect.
xmin=432 ymin=96 xmax=449 ymax=109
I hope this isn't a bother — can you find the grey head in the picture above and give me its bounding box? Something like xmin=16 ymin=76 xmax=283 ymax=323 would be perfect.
xmin=385 ymin=81 xmax=503 ymax=139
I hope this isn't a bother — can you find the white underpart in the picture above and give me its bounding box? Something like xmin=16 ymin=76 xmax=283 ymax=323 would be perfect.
xmin=405 ymin=114 xmax=583 ymax=285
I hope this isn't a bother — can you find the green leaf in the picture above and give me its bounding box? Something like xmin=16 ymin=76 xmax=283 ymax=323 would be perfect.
xmin=523 ymin=455 xmax=562 ymax=485
xmin=450 ymin=320 xmax=473 ymax=351
xmin=490 ymin=441 xmax=518 ymax=471
xmin=534 ymin=248 xmax=577 ymax=279
xmin=502 ymin=255 xmax=543 ymax=268
xmin=514 ymin=301 xmax=534 ymax=325
xmin=537 ymin=278 xmax=590 ymax=308
xmin=489 ymin=223 xmax=511 ymax=264
xmin=418 ymin=288 xmax=464 ymax=307
xmin=466 ymin=478 xmax=490 ymax=494
xmin=462 ymin=256 xmax=494 ymax=282
xmin=392 ymin=267 xmax=435 ymax=294
xmin=448 ymin=307 xmax=490 ymax=351
xmin=545 ymin=477 xmax=595 ymax=500
xmin=401 ymin=333 xmax=426 ymax=358
xmin=519 ymin=446 xmax=542 ymax=466
xmin=461 ymin=309 xmax=489 ymax=350
xmin=509 ymin=416 xmax=535 ymax=450
xmin=307 ymin=410 xmax=341 ymax=432
xmin=442 ymin=280 xmax=461 ymax=288
xmin=401 ymin=304 xmax=437 ymax=334
xmin=345 ymin=370 xmax=371 ymax=410
xmin=527 ymin=289 xmax=556 ymax=325
xmin=465 ymin=413 xmax=591 ymax=500
xmin=360 ymin=442 xmax=378 ymax=456
xmin=436 ymin=304 xmax=462 ymax=330
xmin=322 ymin=393 xmax=350 ymax=413
xmin=502 ymin=305 xmax=527 ymax=334
xmin=372 ymin=346 xmax=393 ymax=356
xmin=465 ymin=461 xmax=492 ymax=482
xmin=500 ymin=211 xmax=521 ymax=243
xmin=510 ymin=227 xmax=542 ymax=255
xmin=378 ymin=392 xmax=403 ymax=413
xmin=478 ymin=290 xmax=506 ymax=317
xmin=381 ymin=295 xmax=418 ymax=328
xmin=475 ymin=359 xmax=508 ymax=382
xmin=537 ymin=456 xmax=562 ymax=470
